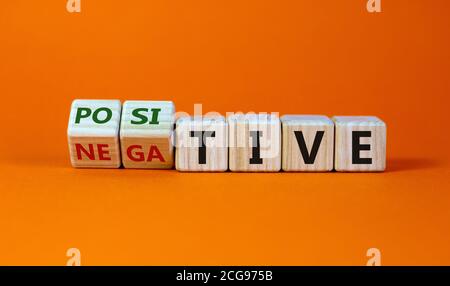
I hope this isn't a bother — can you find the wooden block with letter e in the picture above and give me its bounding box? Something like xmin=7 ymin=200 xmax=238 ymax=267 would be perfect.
xmin=333 ymin=116 xmax=386 ymax=172
xmin=120 ymin=100 xmax=175 ymax=169
xmin=67 ymin=99 xmax=122 ymax=168
xmin=228 ymin=114 xmax=281 ymax=172
xmin=175 ymin=116 xmax=228 ymax=172
xmin=281 ymin=115 xmax=334 ymax=172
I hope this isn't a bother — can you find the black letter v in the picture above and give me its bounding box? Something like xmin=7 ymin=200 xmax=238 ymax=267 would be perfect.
xmin=294 ymin=131 xmax=324 ymax=164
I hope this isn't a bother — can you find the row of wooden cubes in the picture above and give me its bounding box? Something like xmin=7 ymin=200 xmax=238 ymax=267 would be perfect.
xmin=68 ymin=100 xmax=386 ymax=172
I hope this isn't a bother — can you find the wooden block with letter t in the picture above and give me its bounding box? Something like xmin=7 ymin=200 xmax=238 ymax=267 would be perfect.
xmin=120 ymin=100 xmax=175 ymax=169
xmin=175 ymin=116 xmax=228 ymax=172
xmin=333 ymin=116 xmax=386 ymax=172
xmin=281 ymin=115 xmax=334 ymax=172
xmin=67 ymin=99 xmax=122 ymax=168
xmin=228 ymin=114 xmax=281 ymax=172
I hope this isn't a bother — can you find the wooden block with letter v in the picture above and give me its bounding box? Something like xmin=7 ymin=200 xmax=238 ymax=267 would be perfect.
xmin=333 ymin=116 xmax=386 ymax=172
xmin=228 ymin=114 xmax=281 ymax=172
xmin=175 ymin=116 xmax=228 ymax=172
xmin=120 ymin=100 xmax=175 ymax=169
xmin=67 ymin=99 xmax=122 ymax=168
xmin=281 ymin=115 xmax=334 ymax=172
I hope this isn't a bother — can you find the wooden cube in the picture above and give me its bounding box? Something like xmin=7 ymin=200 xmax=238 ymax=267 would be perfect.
xmin=281 ymin=115 xmax=334 ymax=172
xmin=333 ymin=116 xmax=386 ymax=172
xmin=67 ymin=99 xmax=122 ymax=168
xmin=228 ymin=114 xmax=281 ymax=172
xmin=175 ymin=116 xmax=228 ymax=172
xmin=120 ymin=100 xmax=175 ymax=169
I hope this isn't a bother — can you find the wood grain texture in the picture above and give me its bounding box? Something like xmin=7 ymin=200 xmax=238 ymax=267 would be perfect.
xmin=333 ymin=116 xmax=386 ymax=172
xmin=67 ymin=99 xmax=122 ymax=168
xmin=281 ymin=115 xmax=334 ymax=172
xmin=175 ymin=116 xmax=228 ymax=172
xmin=228 ymin=114 xmax=281 ymax=172
xmin=120 ymin=100 xmax=175 ymax=169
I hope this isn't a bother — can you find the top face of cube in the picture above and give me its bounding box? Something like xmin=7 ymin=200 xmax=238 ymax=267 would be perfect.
xmin=333 ymin=116 xmax=386 ymax=127
xmin=176 ymin=115 xmax=226 ymax=126
xmin=281 ymin=115 xmax=334 ymax=126
xmin=227 ymin=113 xmax=280 ymax=125
xmin=67 ymin=99 xmax=121 ymax=137
xmin=120 ymin=100 xmax=175 ymax=138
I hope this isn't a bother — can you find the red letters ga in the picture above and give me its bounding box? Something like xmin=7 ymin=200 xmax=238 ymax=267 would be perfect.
xmin=75 ymin=143 xmax=111 ymax=160
xmin=127 ymin=145 xmax=165 ymax=162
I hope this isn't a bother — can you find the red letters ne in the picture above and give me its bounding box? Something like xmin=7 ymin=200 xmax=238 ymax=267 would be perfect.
xmin=75 ymin=144 xmax=111 ymax=160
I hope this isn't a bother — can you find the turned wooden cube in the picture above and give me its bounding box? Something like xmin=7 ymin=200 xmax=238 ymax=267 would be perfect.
xmin=228 ymin=114 xmax=281 ymax=172
xmin=120 ymin=100 xmax=175 ymax=169
xmin=175 ymin=116 xmax=228 ymax=172
xmin=281 ymin=115 xmax=334 ymax=172
xmin=67 ymin=99 xmax=122 ymax=168
xmin=333 ymin=116 xmax=386 ymax=172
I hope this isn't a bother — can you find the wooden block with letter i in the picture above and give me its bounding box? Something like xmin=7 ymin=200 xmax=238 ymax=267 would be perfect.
xmin=333 ymin=116 xmax=386 ymax=172
xmin=228 ymin=114 xmax=281 ymax=172
xmin=175 ymin=116 xmax=228 ymax=172
xmin=67 ymin=99 xmax=122 ymax=168
xmin=120 ymin=100 xmax=175 ymax=169
xmin=281 ymin=115 xmax=334 ymax=172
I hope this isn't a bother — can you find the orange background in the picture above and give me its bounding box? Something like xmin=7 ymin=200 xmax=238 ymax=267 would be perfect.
xmin=1 ymin=0 xmax=450 ymax=265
